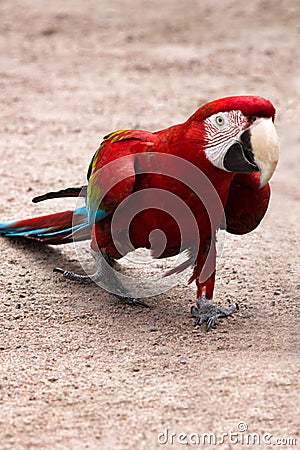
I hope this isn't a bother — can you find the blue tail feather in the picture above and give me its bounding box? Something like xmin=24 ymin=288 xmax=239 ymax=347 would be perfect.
xmin=0 ymin=204 xmax=108 ymax=244
xmin=0 ymin=206 xmax=91 ymax=244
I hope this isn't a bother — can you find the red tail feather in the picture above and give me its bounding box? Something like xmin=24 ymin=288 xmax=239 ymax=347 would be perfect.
xmin=0 ymin=209 xmax=90 ymax=245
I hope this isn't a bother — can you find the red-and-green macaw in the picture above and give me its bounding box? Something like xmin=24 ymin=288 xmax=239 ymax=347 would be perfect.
xmin=0 ymin=96 xmax=279 ymax=330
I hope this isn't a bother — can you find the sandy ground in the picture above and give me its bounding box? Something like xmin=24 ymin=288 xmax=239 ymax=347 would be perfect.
xmin=0 ymin=1 xmax=299 ymax=449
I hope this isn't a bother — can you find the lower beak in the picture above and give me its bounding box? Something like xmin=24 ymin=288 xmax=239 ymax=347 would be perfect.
xmin=223 ymin=118 xmax=279 ymax=187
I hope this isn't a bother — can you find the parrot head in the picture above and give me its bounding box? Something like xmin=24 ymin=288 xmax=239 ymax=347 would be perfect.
xmin=189 ymin=96 xmax=279 ymax=187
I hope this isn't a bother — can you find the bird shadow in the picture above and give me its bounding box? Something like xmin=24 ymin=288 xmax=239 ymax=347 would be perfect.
xmin=3 ymin=236 xmax=84 ymax=274
xmin=2 ymin=236 xmax=195 ymax=334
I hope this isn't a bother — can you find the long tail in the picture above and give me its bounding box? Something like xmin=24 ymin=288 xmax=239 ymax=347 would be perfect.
xmin=0 ymin=186 xmax=91 ymax=245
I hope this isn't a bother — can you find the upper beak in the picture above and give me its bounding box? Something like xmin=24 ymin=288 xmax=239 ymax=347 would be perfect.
xmin=249 ymin=117 xmax=279 ymax=187
xmin=223 ymin=118 xmax=279 ymax=187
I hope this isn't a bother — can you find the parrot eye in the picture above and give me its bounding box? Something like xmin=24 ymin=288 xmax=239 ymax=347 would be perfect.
xmin=206 ymin=112 xmax=228 ymax=131
xmin=215 ymin=115 xmax=225 ymax=126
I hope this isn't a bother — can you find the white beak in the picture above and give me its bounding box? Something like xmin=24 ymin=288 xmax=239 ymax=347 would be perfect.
xmin=250 ymin=118 xmax=279 ymax=187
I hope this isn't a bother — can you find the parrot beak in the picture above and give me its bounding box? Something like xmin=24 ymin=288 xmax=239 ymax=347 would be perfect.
xmin=223 ymin=117 xmax=279 ymax=187
xmin=249 ymin=117 xmax=279 ymax=187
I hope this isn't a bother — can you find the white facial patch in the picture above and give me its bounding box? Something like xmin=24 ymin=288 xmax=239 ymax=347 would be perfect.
xmin=204 ymin=142 xmax=231 ymax=171
xmin=204 ymin=110 xmax=248 ymax=170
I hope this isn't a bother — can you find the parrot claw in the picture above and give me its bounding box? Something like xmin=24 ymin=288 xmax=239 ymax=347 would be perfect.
xmin=53 ymin=267 xmax=93 ymax=284
xmin=113 ymin=294 xmax=149 ymax=308
xmin=191 ymin=295 xmax=239 ymax=331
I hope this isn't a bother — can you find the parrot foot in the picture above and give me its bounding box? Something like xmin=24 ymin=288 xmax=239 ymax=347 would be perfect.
xmin=113 ymin=294 xmax=149 ymax=308
xmin=53 ymin=267 xmax=93 ymax=284
xmin=54 ymin=267 xmax=149 ymax=307
xmin=191 ymin=295 xmax=239 ymax=331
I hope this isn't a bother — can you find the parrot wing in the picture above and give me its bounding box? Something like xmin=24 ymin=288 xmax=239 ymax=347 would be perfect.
xmin=86 ymin=129 xmax=156 ymax=225
xmin=224 ymin=172 xmax=271 ymax=235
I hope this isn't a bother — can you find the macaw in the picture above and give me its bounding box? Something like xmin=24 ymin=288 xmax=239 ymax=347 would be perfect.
xmin=0 ymin=96 xmax=279 ymax=330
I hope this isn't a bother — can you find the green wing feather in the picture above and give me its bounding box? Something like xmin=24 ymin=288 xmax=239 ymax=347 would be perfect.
xmin=86 ymin=129 xmax=156 ymax=225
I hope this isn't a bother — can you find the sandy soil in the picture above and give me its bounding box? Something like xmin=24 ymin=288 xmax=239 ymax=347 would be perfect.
xmin=0 ymin=1 xmax=299 ymax=449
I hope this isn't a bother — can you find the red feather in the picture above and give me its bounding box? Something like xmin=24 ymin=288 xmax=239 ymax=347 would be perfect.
xmin=225 ymin=173 xmax=271 ymax=235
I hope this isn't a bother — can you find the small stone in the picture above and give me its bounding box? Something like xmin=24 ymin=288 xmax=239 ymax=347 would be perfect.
xmin=48 ymin=377 xmax=58 ymax=382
